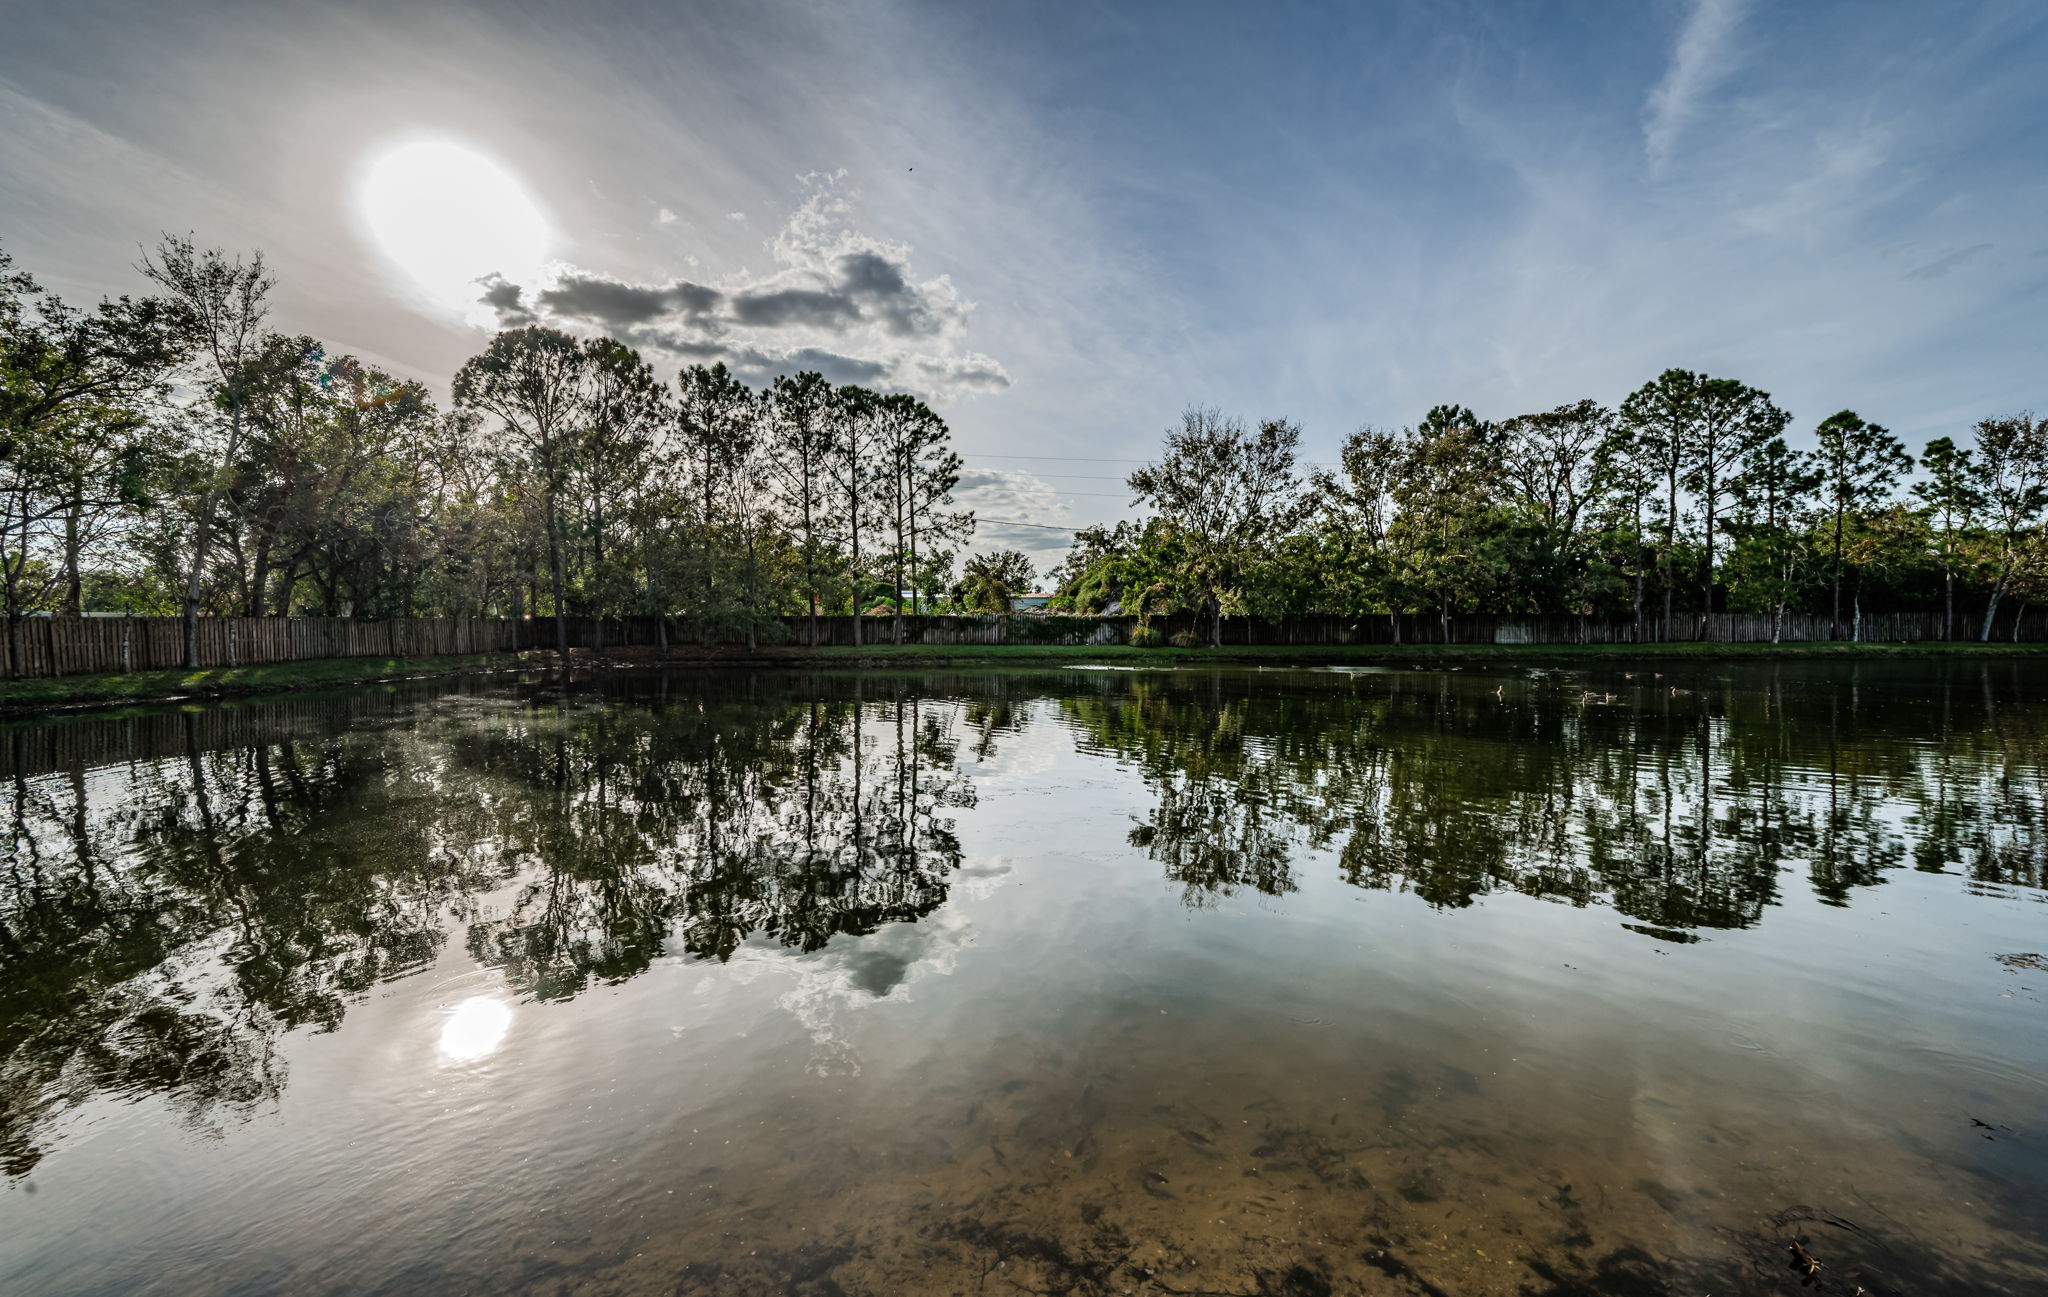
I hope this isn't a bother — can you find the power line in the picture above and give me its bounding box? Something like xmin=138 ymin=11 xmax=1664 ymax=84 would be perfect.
xmin=972 ymin=453 xmax=1151 ymax=462
xmin=974 ymin=517 xmax=1084 ymax=532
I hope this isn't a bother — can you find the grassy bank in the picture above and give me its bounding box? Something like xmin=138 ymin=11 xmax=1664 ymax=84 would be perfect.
xmin=800 ymin=640 xmax=2048 ymax=668
xmin=2 ymin=639 xmax=2042 ymax=717
xmin=0 ymin=652 xmax=539 ymax=715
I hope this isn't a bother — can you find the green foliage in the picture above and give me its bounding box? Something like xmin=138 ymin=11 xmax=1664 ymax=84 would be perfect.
xmin=957 ymin=549 xmax=1036 ymax=612
xmin=1129 ymin=624 xmax=1163 ymax=647
xmin=8 ymin=233 xmax=2048 ymax=646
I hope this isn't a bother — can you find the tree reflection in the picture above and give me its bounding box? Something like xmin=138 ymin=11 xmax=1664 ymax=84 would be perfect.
xmin=1065 ymin=662 xmax=2048 ymax=929
xmin=0 ymin=675 xmax=970 ymax=1175
xmin=3 ymin=661 xmax=2044 ymax=1178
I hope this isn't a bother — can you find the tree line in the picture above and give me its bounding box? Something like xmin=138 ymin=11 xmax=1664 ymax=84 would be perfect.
xmin=1053 ymin=382 xmax=2048 ymax=644
xmin=0 ymin=237 xmax=982 ymax=669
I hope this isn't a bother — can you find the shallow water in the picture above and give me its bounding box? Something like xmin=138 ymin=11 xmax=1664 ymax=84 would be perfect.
xmin=1 ymin=662 xmax=2044 ymax=1296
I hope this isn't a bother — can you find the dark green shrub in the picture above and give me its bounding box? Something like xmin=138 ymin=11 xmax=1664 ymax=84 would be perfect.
xmin=1129 ymin=624 xmax=1163 ymax=648
xmin=1169 ymin=629 xmax=1202 ymax=648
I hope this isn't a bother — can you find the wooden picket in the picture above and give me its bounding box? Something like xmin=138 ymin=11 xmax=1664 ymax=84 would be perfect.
xmin=0 ymin=608 xmax=2041 ymax=680
xmin=0 ymin=616 xmax=526 ymax=680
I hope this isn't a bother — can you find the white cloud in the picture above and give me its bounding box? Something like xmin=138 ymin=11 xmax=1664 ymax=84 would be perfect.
xmin=1643 ymin=0 xmax=1746 ymax=172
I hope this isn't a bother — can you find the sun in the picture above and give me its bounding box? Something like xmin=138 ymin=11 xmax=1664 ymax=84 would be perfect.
xmin=358 ymin=137 xmax=551 ymax=324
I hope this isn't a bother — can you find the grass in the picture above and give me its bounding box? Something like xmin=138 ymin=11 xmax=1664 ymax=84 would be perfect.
xmin=0 ymin=652 xmax=537 ymax=714
xmin=799 ymin=640 xmax=2048 ymax=667
xmin=2 ymin=638 xmax=2042 ymax=716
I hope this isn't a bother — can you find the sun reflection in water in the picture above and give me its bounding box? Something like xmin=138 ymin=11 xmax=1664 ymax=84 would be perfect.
xmin=439 ymin=996 xmax=513 ymax=1063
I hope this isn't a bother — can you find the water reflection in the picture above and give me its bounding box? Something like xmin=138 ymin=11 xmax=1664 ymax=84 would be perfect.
xmin=0 ymin=678 xmax=970 ymax=1177
xmin=438 ymin=996 xmax=511 ymax=1063
xmin=0 ymin=663 xmax=2045 ymax=1295
xmin=1064 ymin=663 xmax=2048 ymax=922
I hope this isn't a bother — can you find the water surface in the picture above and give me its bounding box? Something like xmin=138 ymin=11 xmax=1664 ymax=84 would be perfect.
xmin=2 ymin=662 xmax=2044 ymax=1295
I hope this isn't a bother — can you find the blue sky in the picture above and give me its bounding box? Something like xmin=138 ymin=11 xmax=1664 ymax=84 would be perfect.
xmin=3 ymin=0 xmax=2045 ymax=559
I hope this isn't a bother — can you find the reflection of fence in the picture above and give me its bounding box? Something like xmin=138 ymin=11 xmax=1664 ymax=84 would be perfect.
xmin=4 ymin=609 xmax=2045 ymax=679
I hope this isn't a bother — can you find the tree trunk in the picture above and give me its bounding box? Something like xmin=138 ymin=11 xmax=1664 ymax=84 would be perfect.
xmin=1980 ymin=558 xmax=2008 ymax=642
xmin=1830 ymin=511 xmax=1845 ymax=641
xmin=184 ymin=508 xmax=215 ymax=670
xmin=544 ymin=489 xmax=569 ymax=659
xmin=62 ymin=503 xmax=82 ymax=618
xmin=1943 ymin=560 xmax=1955 ymax=641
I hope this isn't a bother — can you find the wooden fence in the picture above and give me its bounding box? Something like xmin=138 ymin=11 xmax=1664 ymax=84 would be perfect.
xmin=0 ymin=616 xmax=525 ymax=680
xmin=3 ymin=609 xmax=2044 ymax=680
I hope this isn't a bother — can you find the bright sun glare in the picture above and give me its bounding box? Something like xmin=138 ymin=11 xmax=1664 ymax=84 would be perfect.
xmin=438 ymin=995 xmax=513 ymax=1063
xmin=359 ymin=138 xmax=550 ymax=323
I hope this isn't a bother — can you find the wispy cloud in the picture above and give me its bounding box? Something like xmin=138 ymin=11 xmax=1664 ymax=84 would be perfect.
xmin=1643 ymin=0 xmax=1746 ymax=172
xmin=951 ymin=468 xmax=1075 ymax=558
xmin=1905 ymin=243 xmax=1993 ymax=280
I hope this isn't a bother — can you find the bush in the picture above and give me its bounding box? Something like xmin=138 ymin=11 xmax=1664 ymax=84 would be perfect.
xmin=1129 ymin=624 xmax=1163 ymax=648
xmin=1169 ymin=629 xmax=1203 ymax=648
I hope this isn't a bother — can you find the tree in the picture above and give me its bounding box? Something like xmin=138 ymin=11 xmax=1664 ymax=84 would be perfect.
xmin=1390 ymin=414 xmax=1515 ymax=635
xmin=674 ymin=362 xmax=757 ymax=637
xmin=0 ymin=248 xmax=179 ymax=670
xmin=1913 ymin=436 xmax=1984 ymax=640
xmin=1727 ymin=437 xmax=1818 ymax=641
xmin=139 ymin=235 xmax=273 ymax=667
xmin=871 ymin=393 xmax=962 ymax=644
xmin=578 ymin=339 xmax=666 ymax=639
xmin=1618 ymin=371 xmax=1700 ymax=639
xmin=1315 ymin=426 xmax=1408 ymax=638
xmin=1498 ymin=400 xmax=1616 ymax=614
xmin=1127 ymin=408 xmax=1311 ymax=646
xmin=766 ymin=372 xmax=837 ymax=646
xmin=1588 ymin=430 xmax=1657 ymax=634
xmin=1681 ymin=378 xmax=1788 ymax=619
xmin=453 ymin=327 xmax=589 ymax=658
xmin=1811 ymin=410 xmax=1909 ymax=639
xmin=1969 ymin=413 xmax=2048 ymax=641
xmin=227 ymin=338 xmax=440 ymax=618
xmin=825 ymin=386 xmax=882 ymax=645
xmin=958 ymin=549 xmax=1035 ymax=612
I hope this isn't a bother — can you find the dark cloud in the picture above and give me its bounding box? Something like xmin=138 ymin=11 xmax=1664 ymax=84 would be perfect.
xmin=906 ymin=353 xmax=1011 ymax=391
xmin=477 ymin=273 xmax=535 ymax=327
xmin=483 ymin=245 xmax=956 ymax=342
xmin=729 ymin=286 xmax=862 ymax=330
xmin=469 ymin=194 xmax=1002 ymax=399
xmin=626 ymin=330 xmax=893 ymax=388
xmin=538 ymin=272 xmax=723 ymax=326
xmin=835 ymin=250 xmax=935 ymax=336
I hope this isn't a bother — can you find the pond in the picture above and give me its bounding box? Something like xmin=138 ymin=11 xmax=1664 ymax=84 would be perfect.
xmin=1 ymin=662 xmax=2044 ymax=1295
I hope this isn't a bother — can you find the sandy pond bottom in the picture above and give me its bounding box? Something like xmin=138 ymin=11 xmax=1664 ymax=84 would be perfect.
xmin=1 ymin=663 xmax=2044 ymax=1295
